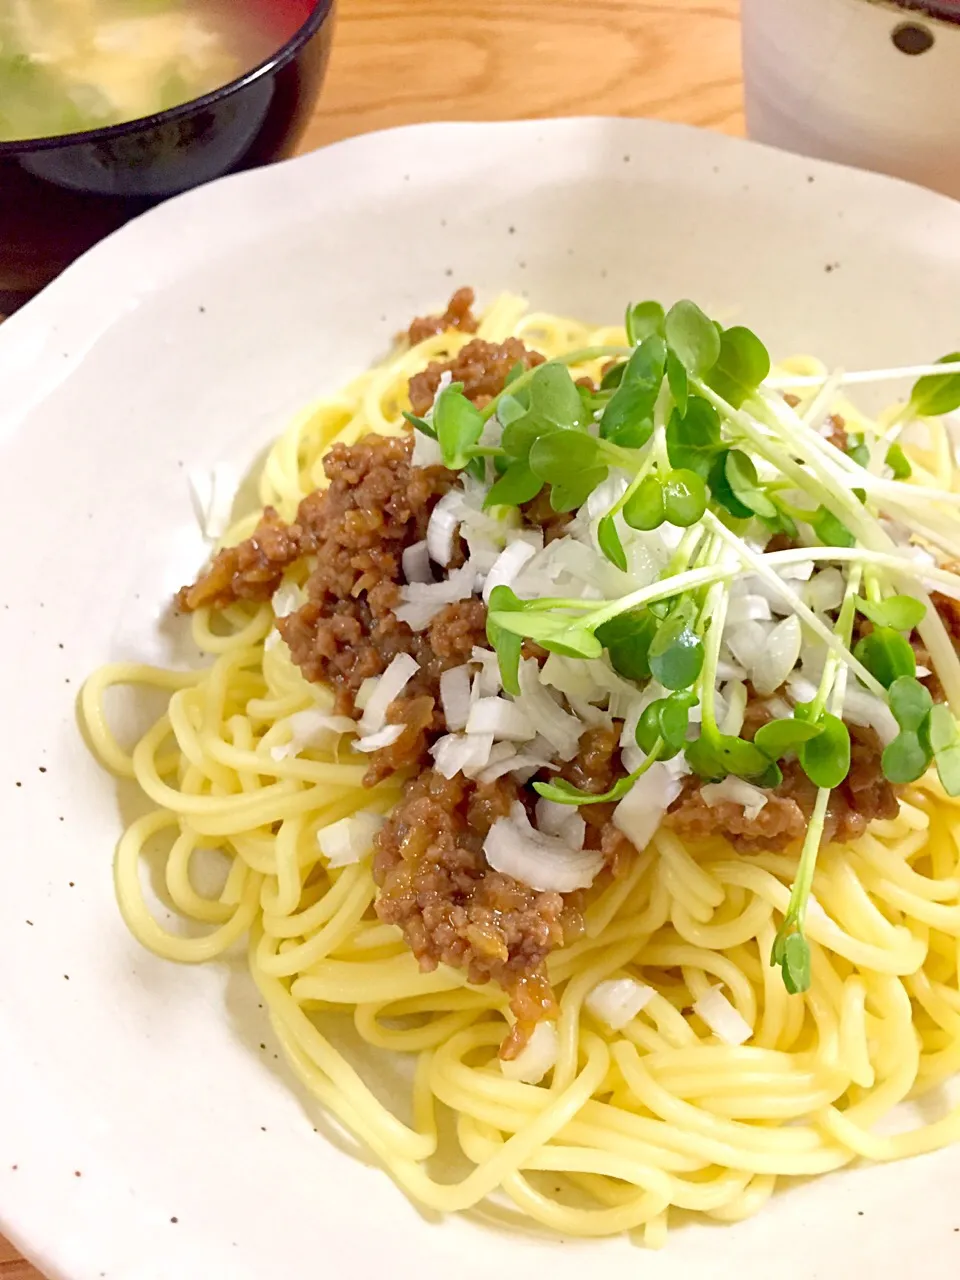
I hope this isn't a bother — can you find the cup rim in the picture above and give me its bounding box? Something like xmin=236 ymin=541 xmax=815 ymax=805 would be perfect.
xmin=0 ymin=0 xmax=335 ymax=158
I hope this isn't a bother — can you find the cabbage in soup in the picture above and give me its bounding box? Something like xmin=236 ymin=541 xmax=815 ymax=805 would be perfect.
xmin=0 ymin=0 xmax=278 ymax=143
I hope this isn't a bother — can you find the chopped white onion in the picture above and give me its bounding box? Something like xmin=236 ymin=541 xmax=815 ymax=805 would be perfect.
xmin=516 ymin=659 xmax=585 ymax=761
xmin=499 ymin=1022 xmax=558 ymax=1084
xmin=264 ymin=629 xmax=284 ymax=653
xmin=431 ymin=732 xmax=495 ymax=779
xmin=354 ymin=677 xmax=377 ymax=712
xmin=804 ymin=567 xmax=845 ymax=614
xmin=725 ymin=619 xmax=770 ymax=672
xmin=439 ymin=665 xmax=472 ymax=731
xmin=719 ymin=680 xmax=748 ymax=737
xmin=751 ymin=614 xmax=802 ymax=695
xmin=317 ymin=811 xmax=386 ymax=868
xmin=358 ymin=653 xmax=420 ymax=734
xmin=484 ymin=803 xmax=604 ymax=892
xmin=482 ymin=539 xmax=539 ymax=603
xmin=693 ymin=987 xmax=753 ymax=1045
xmin=402 ymin=540 xmax=434 ymax=585
xmin=426 ymin=490 xmax=463 ymax=566
xmin=478 ymin=744 xmax=557 ymax=784
xmin=472 ymin=646 xmax=503 ymax=696
xmin=725 ymin=595 xmax=772 ymax=626
xmin=395 ymin=561 xmax=477 ymax=631
xmin=585 ymin=978 xmax=655 ymax=1031
xmin=271 ymin=579 xmax=304 ymax=619
xmin=354 ymin=723 xmax=405 ymax=753
xmin=540 ymin=653 xmax=609 ymax=702
xmin=535 ymin=797 xmax=587 ymax=849
xmin=466 ymin=697 xmax=535 ymax=741
xmin=269 ymin=709 xmax=356 ymax=761
xmin=779 ymin=559 xmax=814 ymax=582
xmin=701 ymin=777 xmax=769 ymax=821
xmin=567 ymin=694 xmax=613 ymax=729
xmin=838 ymin=686 xmax=899 ymax=746
xmin=613 ymin=762 xmax=684 ymax=852
xmin=411 ymin=431 xmax=444 ymax=467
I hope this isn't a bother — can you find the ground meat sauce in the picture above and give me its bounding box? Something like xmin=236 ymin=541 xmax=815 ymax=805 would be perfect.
xmin=175 ymin=289 xmax=917 ymax=1038
xmin=407 ymin=285 xmax=479 ymax=347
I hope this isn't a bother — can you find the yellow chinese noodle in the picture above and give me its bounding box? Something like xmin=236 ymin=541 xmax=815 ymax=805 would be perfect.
xmin=80 ymin=296 xmax=960 ymax=1241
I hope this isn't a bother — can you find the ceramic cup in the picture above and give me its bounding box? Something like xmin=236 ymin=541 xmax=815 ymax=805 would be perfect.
xmin=742 ymin=0 xmax=960 ymax=199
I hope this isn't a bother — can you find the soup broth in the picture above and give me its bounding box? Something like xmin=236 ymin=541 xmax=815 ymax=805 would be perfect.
xmin=0 ymin=0 xmax=281 ymax=142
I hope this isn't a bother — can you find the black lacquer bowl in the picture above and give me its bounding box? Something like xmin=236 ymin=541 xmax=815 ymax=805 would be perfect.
xmin=0 ymin=0 xmax=336 ymax=309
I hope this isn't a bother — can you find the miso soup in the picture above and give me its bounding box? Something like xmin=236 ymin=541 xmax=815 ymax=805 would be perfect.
xmin=0 ymin=0 xmax=281 ymax=143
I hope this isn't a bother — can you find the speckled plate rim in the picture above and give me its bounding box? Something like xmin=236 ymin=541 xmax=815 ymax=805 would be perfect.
xmin=2 ymin=118 xmax=960 ymax=1280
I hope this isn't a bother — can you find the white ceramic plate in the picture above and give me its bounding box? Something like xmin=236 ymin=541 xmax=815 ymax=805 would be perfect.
xmin=2 ymin=118 xmax=960 ymax=1280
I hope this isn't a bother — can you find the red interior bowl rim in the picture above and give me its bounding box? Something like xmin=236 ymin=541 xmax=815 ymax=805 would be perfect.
xmin=0 ymin=0 xmax=335 ymax=158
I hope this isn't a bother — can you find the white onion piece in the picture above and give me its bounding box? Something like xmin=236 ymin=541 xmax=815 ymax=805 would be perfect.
xmin=540 ymin=653 xmax=609 ymax=703
xmin=412 ymin=432 xmax=444 ymax=467
xmin=395 ymin=561 xmax=476 ymax=631
xmin=516 ymin=659 xmax=584 ymax=761
xmin=763 ymin=696 xmax=794 ymax=721
xmin=715 ymin=657 xmax=747 ymax=682
xmin=354 ymin=723 xmax=405 ymax=753
xmin=478 ymin=744 xmax=558 ymax=784
xmin=439 ymin=665 xmax=472 ymax=731
xmin=567 ymin=695 xmax=612 ymax=729
xmin=786 ymin=673 xmax=820 ymax=706
xmin=719 ymin=680 xmax=748 ymax=737
xmin=431 ymin=733 xmax=495 ymax=779
xmin=358 ymin=653 xmax=420 ymax=734
xmin=269 ymin=709 xmax=356 ymax=761
xmin=426 ymin=490 xmax=463 ymax=566
xmin=402 ymin=540 xmax=434 ymax=585
xmin=725 ymin=619 xmax=770 ymax=672
xmin=838 ymin=687 xmax=899 ymax=746
xmin=804 ymin=567 xmax=845 ymax=614
xmin=779 ymin=560 xmax=814 ymax=582
xmin=466 ymin=697 xmax=535 ymax=742
xmin=613 ymin=762 xmax=683 ymax=852
xmin=482 ymin=539 xmax=539 ymax=603
xmin=472 ymin=646 xmax=503 ymax=696
xmin=499 ymin=1022 xmax=558 ymax=1084
xmin=271 ymin=579 xmax=304 ymax=618
xmin=725 ymin=595 xmax=772 ymax=626
xmin=585 ymin=978 xmax=655 ymax=1031
xmin=535 ymin=797 xmax=587 ymax=849
xmin=354 ymin=677 xmax=377 ymax=712
xmin=317 ymin=811 xmax=386 ymax=868
xmin=694 ymin=987 xmax=753 ymax=1045
xmin=751 ymin=614 xmax=802 ymax=695
xmin=701 ymin=777 xmax=769 ymax=821
xmin=264 ymin=629 xmax=283 ymax=653
xmin=484 ymin=803 xmax=604 ymax=892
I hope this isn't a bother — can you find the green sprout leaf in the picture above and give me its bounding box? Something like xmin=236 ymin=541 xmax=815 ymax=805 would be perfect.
xmin=534 ymin=748 xmax=663 ymax=806
xmin=882 ymin=731 xmax=931 ymax=785
xmin=625 ymin=300 xmax=666 ymax=346
xmin=885 ymin=442 xmax=912 ymax=480
xmin=662 ymin=469 xmax=707 ymax=527
xmin=434 ymin=384 xmax=485 ymax=469
xmin=724 ymin=449 xmax=778 ymax=519
xmin=778 ymin=932 xmax=811 ymax=995
xmin=485 ymin=585 xmax=525 ymax=696
xmin=402 ymin=409 xmax=436 ymax=438
xmin=598 ymin=512 xmax=628 ymax=572
xmin=599 ymin=334 xmax=666 ymax=446
xmin=596 ymin=610 xmax=658 ymax=682
xmin=853 ymin=626 xmax=917 ymax=688
xmin=686 ymin=732 xmax=772 ymax=782
xmin=484 ymin=460 xmax=543 ymax=509
xmin=528 ymin=429 xmax=604 ymax=483
xmin=496 ymin=392 xmax=529 ymax=427
xmin=648 ymin=617 xmax=704 ymax=691
xmin=636 ymin=691 xmax=698 ymax=757
xmin=550 ymin=467 xmax=609 ymax=513
xmin=666 ymin=348 xmax=689 ymax=416
xmin=705 ymin=326 xmax=771 ymax=409
xmin=752 ymin=717 xmax=825 ymax=760
xmin=888 ymin=676 xmax=933 ymax=731
xmin=909 ymin=352 xmax=960 ymax=418
xmin=854 ymin=594 xmax=926 ymax=632
xmin=846 ymin=433 xmax=870 ymax=468
xmin=623 ymin=475 xmax=666 ymax=531
xmin=809 ymin=506 xmax=857 ymax=549
xmin=926 ymin=703 xmax=960 ymax=796
xmin=665 ymin=300 xmax=722 ymax=376
xmin=600 ymin=361 xmax=626 ymax=390
xmin=709 ymin=449 xmax=755 ymax=521
xmin=798 ymin=714 xmax=850 ymax=789
xmin=666 ymin=396 xmax=722 ymax=480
